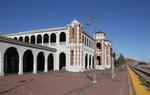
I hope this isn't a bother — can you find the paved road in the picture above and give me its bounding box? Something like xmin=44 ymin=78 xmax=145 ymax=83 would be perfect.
xmin=0 ymin=68 xmax=130 ymax=95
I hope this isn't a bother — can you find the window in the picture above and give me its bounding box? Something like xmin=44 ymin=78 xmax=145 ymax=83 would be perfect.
xmin=50 ymin=33 xmax=56 ymax=43
xmin=19 ymin=37 xmax=23 ymax=41
xmin=60 ymin=32 xmax=66 ymax=42
xmin=97 ymin=43 xmax=101 ymax=49
xmin=43 ymin=34 xmax=49 ymax=43
xmin=31 ymin=35 xmax=35 ymax=44
xmin=37 ymin=35 xmax=42 ymax=44
xmin=72 ymin=28 xmax=74 ymax=38
xmin=25 ymin=36 xmax=29 ymax=42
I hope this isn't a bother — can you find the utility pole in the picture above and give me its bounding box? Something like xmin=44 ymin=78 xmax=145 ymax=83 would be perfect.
xmin=86 ymin=15 xmax=97 ymax=83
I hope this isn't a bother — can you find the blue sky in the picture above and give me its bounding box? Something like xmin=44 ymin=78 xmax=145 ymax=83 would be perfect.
xmin=0 ymin=0 xmax=150 ymax=62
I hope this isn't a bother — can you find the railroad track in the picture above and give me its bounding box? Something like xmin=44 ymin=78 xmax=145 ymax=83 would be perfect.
xmin=129 ymin=64 xmax=150 ymax=85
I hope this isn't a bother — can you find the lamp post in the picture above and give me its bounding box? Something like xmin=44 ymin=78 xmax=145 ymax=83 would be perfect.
xmin=86 ymin=15 xmax=97 ymax=83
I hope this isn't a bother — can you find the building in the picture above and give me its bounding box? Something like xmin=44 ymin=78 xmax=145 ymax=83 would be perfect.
xmin=0 ymin=19 xmax=112 ymax=76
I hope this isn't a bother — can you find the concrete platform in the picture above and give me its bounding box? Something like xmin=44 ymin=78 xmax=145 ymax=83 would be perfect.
xmin=0 ymin=69 xmax=130 ymax=95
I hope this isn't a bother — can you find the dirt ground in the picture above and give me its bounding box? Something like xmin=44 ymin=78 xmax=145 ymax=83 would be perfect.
xmin=0 ymin=68 xmax=130 ymax=95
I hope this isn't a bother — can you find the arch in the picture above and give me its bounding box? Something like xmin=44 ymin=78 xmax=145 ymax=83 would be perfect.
xmin=85 ymin=54 xmax=88 ymax=69
xmin=37 ymin=35 xmax=42 ymax=44
xmin=4 ymin=47 xmax=19 ymax=74
xmin=14 ymin=37 xmax=17 ymax=40
xmin=48 ymin=53 xmax=54 ymax=71
xmin=44 ymin=34 xmax=49 ymax=43
xmin=23 ymin=50 xmax=33 ymax=72
xmin=59 ymin=52 xmax=66 ymax=70
xmin=25 ymin=36 xmax=29 ymax=42
xmin=97 ymin=56 xmax=101 ymax=65
xmin=85 ymin=37 xmax=86 ymax=45
xmin=19 ymin=37 xmax=23 ymax=41
xmin=37 ymin=52 xmax=45 ymax=71
xmin=97 ymin=43 xmax=101 ymax=49
xmin=92 ymin=56 xmax=94 ymax=68
xmin=59 ymin=32 xmax=66 ymax=42
xmin=50 ymin=33 xmax=56 ymax=43
xmin=31 ymin=35 xmax=35 ymax=44
xmin=89 ymin=55 xmax=91 ymax=69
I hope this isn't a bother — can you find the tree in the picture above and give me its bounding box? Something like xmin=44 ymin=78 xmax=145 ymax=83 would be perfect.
xmin=112 ymin=52 xmax=118 ymax=67
xmin=117 ymin=54 xmax=125 ymax=66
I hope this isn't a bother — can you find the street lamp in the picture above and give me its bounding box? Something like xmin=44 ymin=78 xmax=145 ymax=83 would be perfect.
xmin=86 ymin=15 xmax=97 ymax=83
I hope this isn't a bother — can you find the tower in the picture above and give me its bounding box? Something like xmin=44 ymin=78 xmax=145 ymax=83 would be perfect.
xmin=104 ymin=40 xmax=111 ymax=68
xmin=68 ymin=19 xmax=83 ymax=72
xmin=94 ymin=31 xmax=106 ymax=70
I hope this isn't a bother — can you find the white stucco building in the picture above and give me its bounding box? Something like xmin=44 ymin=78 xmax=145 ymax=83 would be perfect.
xmin=0 ymin=19 xmax=112 ymax=76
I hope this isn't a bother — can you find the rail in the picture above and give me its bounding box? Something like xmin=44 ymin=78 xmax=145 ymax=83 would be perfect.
xmin=130 ymin=65 xmax=150 ymax=84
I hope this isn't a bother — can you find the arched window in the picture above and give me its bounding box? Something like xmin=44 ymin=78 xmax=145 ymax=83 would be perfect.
xmin=50 ymin=33 xmax=56 ymax=43
xmin=37 ymin=35 xmax=42 ymax=44
xmin=19 ymin=37 xmax=23 ymax=41
xmin=31 ymin=35 xmax=35 ymax=44
xmin=87 ymin=38 xmax=89 ymax=46
xmin=97 ymin=56 xmax=101 ymax=65
xmin=97 ymin=43 xmax=102 ymax=49
xmin=60 ymin=32 xmax=66 ymax=42
xmin=44 ymin=34 xmax=49 ymax=43
xmin=14 ymin=37 xmax=17 ymax=40
xmin=82 ymin=35 xmax=84 ymax=43
xmin=85 ymin=37 xmax=86 ymax=45
xmin=72 ymin=28 xmax=75 ymax=38
xmin=25 ymin=36 xmax=29 ymax=42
